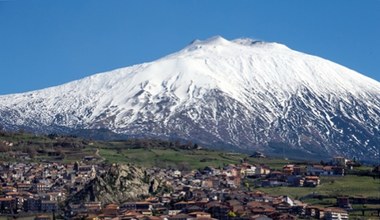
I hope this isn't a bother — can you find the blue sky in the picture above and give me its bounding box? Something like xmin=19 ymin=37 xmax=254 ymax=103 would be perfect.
xmin=0 ymin=0 xmax=379 ymax=95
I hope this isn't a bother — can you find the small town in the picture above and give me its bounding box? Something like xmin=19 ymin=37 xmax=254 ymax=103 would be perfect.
xmin=0 ymin=152 xmax=379 ymax=220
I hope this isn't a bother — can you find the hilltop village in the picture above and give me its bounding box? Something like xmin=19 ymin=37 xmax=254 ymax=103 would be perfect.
xmin=1 ymin=153 xmax=378 ymax=220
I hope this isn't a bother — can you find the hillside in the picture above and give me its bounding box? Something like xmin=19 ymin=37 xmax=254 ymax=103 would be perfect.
xmin=0 ymin=130 xmax=293 ymax=169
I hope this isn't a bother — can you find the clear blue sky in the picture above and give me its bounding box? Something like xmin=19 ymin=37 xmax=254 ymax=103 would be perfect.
xmin=1 ymin=0 xmax=379 ymax=95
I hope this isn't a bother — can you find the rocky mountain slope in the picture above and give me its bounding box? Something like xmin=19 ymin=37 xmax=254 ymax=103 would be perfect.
xmin=68 ymin=164 xmax=169 ymax=204
xmin=0 ymin=36 xmax=379 ymax=160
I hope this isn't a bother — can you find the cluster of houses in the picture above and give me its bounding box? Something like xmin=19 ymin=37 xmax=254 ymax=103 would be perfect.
xmin=0 ymin=161 xmax=105 ymax=215
xmin=0 ymin=156 xmax=353 ymax=220
xmin=259 ymin=162 xmax=346 ymax=188
xmin=71 ymin=192 xmax=349 ymax=220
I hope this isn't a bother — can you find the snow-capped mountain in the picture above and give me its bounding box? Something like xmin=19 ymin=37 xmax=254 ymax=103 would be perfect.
xmin=1 ymin=36 xmax=379 ymax=160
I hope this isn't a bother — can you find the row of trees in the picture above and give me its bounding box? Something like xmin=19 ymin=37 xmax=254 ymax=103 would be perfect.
xmin=123 ymin=138 xmax=200 ymax=150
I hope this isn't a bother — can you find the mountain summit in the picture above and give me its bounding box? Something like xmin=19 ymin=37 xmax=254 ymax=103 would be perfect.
xmin=1 ymin=36 xmax=379 ymax=160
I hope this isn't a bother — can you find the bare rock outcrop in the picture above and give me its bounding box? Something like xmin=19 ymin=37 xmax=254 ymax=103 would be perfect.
xmin=68 ymin=163 xmax=169 ymax=205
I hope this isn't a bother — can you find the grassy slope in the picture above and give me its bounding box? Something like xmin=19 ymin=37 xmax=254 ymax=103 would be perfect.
xmin=260 ymin=175 xmax=380 ymax=198
xmin=99 ymin=147 xmax=245 ymax=169
xmin=98 ymin=145 xmax=294 ymax=170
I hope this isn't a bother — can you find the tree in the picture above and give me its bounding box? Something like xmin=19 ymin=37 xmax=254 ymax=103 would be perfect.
xmin=26 ymin=147 xmax=37 ymax=158
xmin=57 ymin=149 xmax=66 ymax=160
xmin=0 ymin=142 xmax=10 ymax=152
xmin=48 ymin=133 xmax=58 ymax=139
xmin=244 ymin=182 xmax=250 ymax=189
xmin=227 ymin=211 xmax=237 ymax=218
xmin=174 ymin=140 xmax=181 ymax=148
xmin=177 ymin=162 xmax=191 ymax=172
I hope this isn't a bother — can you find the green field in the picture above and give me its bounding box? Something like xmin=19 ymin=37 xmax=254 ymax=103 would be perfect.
xmin=99 ymin=147 xmax=246 ymax=169
xmin=97 ymin=143 xmax=296 ymax=170
xmin=259 ymin=175 xmax=380 ymax=199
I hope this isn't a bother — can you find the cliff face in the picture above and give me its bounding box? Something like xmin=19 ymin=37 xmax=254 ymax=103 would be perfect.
xmin=69 ymin=164 xmax=168 ymax=204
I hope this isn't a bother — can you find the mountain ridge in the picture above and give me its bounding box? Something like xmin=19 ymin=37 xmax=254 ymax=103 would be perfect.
xmin=1 ymin=36 xmax=379 ymax=161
